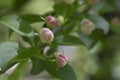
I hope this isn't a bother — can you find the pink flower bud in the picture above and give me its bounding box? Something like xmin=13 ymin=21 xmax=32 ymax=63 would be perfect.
xmin=81 ymin=19 xmax=95 ymax=35
xmin=45 ymin=16 xmax=59 ymax=27
xmin=56 ymin=54 xmax=68 ymax=67
xmin=40 ymin=28 xmax=54 ymax=43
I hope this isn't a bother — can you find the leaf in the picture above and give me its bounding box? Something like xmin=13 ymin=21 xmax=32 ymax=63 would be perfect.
xmin=110 ymin=22 xmax=120 ymax=35
xmin=100 ymin=0 xmax=116 ymax=14
xmin=0 ymin=42 xmax=18 ymax=69
xmin=53 ymin=2 xmax=77 ymax=18
xmin=9 ymin=60 xmax=29 ymax=80
xmin=0 ymin=74 xmax=9 ymax=80
xmin=90 ymin=0 xmax=116 ymax=14
xmin=31 ymin=57 xmax=44 ymax=75
xmin=45 ymin=61 xmax=77 ymax=80
xmin=55 ymin=35 xmax=84 ymax=46
xmin=79 ymin=33 xmax=94 ymax=48
xmin=17 ymin=47 xmax=39 ymax=59
xmin=0 ymin=15 xmax=35 ymax=37
xmin=88 ymin=15 xmax=109 ymax=34
xmin=13 ymin=0 xmax=30 ymax=11
xmin=20 ymin=14 xmax=44 ymax=23
xmin=79 ymin=30 xmax=104 ymax=48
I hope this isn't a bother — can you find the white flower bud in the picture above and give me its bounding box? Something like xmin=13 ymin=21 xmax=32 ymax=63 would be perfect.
xmin=40 ymin=28 xmax=54 ymax=43
xmin=81 ymin=19 xmax=95 ymax=35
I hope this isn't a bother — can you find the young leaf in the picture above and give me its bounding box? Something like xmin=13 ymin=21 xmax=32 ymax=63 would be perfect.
xmin=9 ymin=60 xmax=29 ymax=80
xmin=0 ymin=42 xmax=18 ymax=69
xmin=88 ymin=14 xmax=109 ymax=34
xmin=20 ymin=14 xmax=44 ymax=23
xmin=0 ymin=74 xmax=9 ymax=80
xmin=45 ymin=61 xmax=77 ymax=80
xmin=13 ymin=0 xmax=30 ymax=11
xmin=110 ymin=22 xmax=120 ymax=35
xmin=17 ymin=47 xmax=39 ymax=59
xmin=55 ymin=35 xmax=84 ymax=46
xmin=31 ymin=57 xmax=44 ymax=75
xmin=0 ymin=15 xmax=35 ymax=37
xmin=79 ymin=30 xmax=104 ymax=48
xmin=53 ymin=2 xmax=77 ymax=18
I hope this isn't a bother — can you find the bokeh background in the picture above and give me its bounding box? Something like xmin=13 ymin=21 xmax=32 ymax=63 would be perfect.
xmin=0 ymin=0 xmax=120 ymax=80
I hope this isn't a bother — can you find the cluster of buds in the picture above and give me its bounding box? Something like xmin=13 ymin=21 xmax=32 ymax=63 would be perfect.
xmin=56 ymin=54 xmax=68 ymax=67
xmin=40 ymin=16 xmax=68 ymax=67
xmin=40 ymin=16 xmax=59 ymax=43
xmin=81 ymin=18 xmax=95 ymax=35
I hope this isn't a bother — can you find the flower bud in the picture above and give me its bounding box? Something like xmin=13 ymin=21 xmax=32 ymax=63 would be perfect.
xmin=81 ymin=19 xmax=95 ymax=35
xmin=45 ymin=16 xmax=59 ymax=27
xmin=56 ymin=54 xmax=68 ymax=67
xmin=40 ymin=28 xmax=54 ymax=43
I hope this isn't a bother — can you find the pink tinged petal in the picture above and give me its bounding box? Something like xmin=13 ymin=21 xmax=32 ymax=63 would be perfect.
xmin=56 ymin=54 xmax=68 ymax=67
xmin=40 ymin=28 xmax=54 ymax=43
xmin=56 ymin=57 xmax=67 ymax=67
xmin=45 ymin=16 xmax=59 ymax=27
xmin=59 ymin=54 xmax=68 ymax=61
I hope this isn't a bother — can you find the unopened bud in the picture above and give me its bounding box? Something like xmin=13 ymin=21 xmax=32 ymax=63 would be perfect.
xmin=40 ymin=28 xmax=54 ymax=43
xmin=56 ymin=54 xmax=68 ymax=67
xmin=81 ymin=19 xmax=95 ymax=35
xmin=45 ymin=16 xmax=59 ymax=27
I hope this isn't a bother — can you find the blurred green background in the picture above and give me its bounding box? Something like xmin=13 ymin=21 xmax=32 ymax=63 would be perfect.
xmin=0 ymin=0 xmax=120 ymax=80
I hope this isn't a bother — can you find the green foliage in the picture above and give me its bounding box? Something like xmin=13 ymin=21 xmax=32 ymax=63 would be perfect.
xmin=0 ymin=74 xmax=9 ymax=80
xmin=0 ymin=15 xmax=35 ymax=37
xmin=0 ymin=42 xmax=18 ymax=69
xmin=55 ymin=35 xmax=85 ymax=45
xmin=88 ymin=14 xmax=109 ymax=34
xmin=45 ymin=61 xmax=77 ymax=80
xmin=0 ymin=0 xmax=119 ymax=80
xmin=9 ymin=60 xmax=29 ymax=80
xmin=31 ymin=57 xmax=44 ymax=75
xmin=17 ymin=47 xmax=39 ymax=59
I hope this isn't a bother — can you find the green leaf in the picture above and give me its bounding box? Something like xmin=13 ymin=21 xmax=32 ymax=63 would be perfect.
xmin=20 ymin=14 xmax=44 ymax=23
xmin=9 ymin=60 xmax=29 ymax=80
xmin=13 ymin=0 xmax=30 ymax=11
xmin=0 ymin=15 xmax=35 ymax=37
xmin=79 ymin=33 xmax=94 ymax=48
xmin=0 ymin=74 xmax=9 ymax=80
xmin=45 ymin=61 xmax=77 ymax=80
xmin=17 ymin=47 xmax=39 ymax=59
xmin=88 ymin=15 xmax=109 ymax=34
xmin=90 ymin=0 xmax=116 ymax=14
xmin=31 ymin=57 xmax=44 ymax=75
xmin=55 ymin=35 xmax=84 ymax=46
xmin=110 ymin=22 xmax=120 ymax=35
xmin=79 ymin=30 xmax=104 ymax=48
xmin=100 ymin=0 xmax=116 ymax=14
xmin=0 ymin=42 xmax=18 ymax=69
xmin=53 ymin=2 xmax=77 ymax=18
